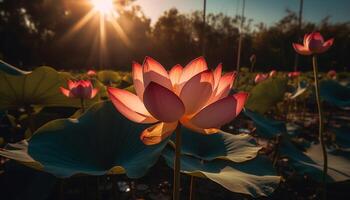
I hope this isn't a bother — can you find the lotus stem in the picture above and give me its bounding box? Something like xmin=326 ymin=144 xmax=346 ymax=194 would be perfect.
xmin=80 ymin=98 xmax=85 ymax=113
xmin=189 ymin=176 xmax=195 ymax=200
xmin=312 ymin=55 xmax=327 ymax=198
xmin=173 ymin=123 xmax=182 ymax=200
xmin=250 ymin=62 xmax=255 ymax=72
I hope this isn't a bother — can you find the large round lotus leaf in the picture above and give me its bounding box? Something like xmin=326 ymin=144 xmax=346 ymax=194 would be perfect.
xmin=170 ymin=129 xmax=261 ymax=163
xmin=162 ymin=146 xmax=280 ymax=197
xmin=0 ymin=66 xmax=98 ymax=110
xmin=245 ymin=77 xmax=288 ymax=114
xmin=320 ymin=80 xmax=350 ymax=108
xmin=244 ymin=109 xmax=286 ymax=139
xmin=0 ymin=60 xmax=30 ymax=75
xmin=17 ymin=101 xmax=168 ymax=178
xmin=97 ymin=70 xmax=121 ymax=85
xmin=280 ymin=140 xmax=350 ymax=182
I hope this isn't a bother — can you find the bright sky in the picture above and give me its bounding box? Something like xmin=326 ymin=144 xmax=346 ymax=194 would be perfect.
xmin=134 ymin=0 xmax=350 ymax=26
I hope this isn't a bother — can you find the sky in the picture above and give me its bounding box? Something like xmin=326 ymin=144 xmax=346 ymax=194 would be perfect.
xmin=135 ymin=0 xmax=350 ymax=26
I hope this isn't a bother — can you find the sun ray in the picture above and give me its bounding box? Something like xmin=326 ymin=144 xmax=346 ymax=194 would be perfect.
xmin=61 ymin=10 xmax=96 ymax=42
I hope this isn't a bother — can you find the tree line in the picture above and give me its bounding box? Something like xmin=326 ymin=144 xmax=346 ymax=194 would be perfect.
xmin=0 ymin=0 xmax=349 ymax=72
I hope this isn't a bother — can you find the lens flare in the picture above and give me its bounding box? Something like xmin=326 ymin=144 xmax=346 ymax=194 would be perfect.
xmin=91 ymin=0 xmax=114 ymax=16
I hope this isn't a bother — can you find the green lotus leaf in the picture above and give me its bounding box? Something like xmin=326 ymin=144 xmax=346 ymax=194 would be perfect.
xmin=245 ymin=77 xmax=288 ymax=114
xmin=0 ymin=60 xmax=30 ymax=75
xmin=281 ymin=140 xmax=350 ymax=182
xmin=170 ymin=129 xmax=261 ymax=163
xmin=320 ymin=80 xmax=350 ymax=108
xmin=162 ymin=146 xmax=280 ymax=197
xmin=244 ymin=109 xmax=286 ymax=139
xmin=0 ymin=66 xmax=98 ymax=110
xmin=0 ymin=101 xmax=169 ymax=178
xmin=97 ymin=70 xmax=121 ymax=85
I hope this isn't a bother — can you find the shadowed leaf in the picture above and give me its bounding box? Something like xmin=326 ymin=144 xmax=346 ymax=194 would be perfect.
xmin=162 ymin=146 xmax=280 ymax=197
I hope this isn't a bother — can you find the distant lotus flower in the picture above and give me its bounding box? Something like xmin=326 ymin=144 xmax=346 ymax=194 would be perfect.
xmin=87 ymin=70 xmax=97 ymax=76
xmin=293 ymin=32 xmax=334 ymax=186
xmin=254 ymin=73 xmax=269 ymax=84
xmin=288 ymin=71 xmax=301 ymax=78
xmin=292 ymin=32 xmax=334 ymax=55
xmin=269 ymin=70 xmax=277 ymax=77
xmin=108 ymin=56 xmax=248 ymax=145
xmin=327 ymin=70 xmax=337 ymax=79
xmin=60 ymin=80 xmax=98 ymax=99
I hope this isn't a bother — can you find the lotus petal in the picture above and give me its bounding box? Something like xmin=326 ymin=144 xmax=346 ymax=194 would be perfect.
xmin=292 ymin=43 xmax=312 ymax=55
xmin=142 ymin=56 xmax=172 ymax=90
xmin=108 ymin=87 xmax=157 ymax=123
xmin=140 ymin=121 xmax=178 ymax=145
xmin=132 ymin=62 xmax=145 ymax=99
xmin=179 ymin=57 xmax=208 ymax=87
xmin=180 ymin=70 xmax=214 ymax=115
xmin=143 ymin=82 xmax=185 ymax=122
xmin=191 ymin=93 xmax=248 ymax=129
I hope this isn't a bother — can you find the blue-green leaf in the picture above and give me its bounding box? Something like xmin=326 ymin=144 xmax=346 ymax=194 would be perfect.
xmin=244 ymin=109 xmax=286 ymax=139
xmin=320 ymin=80 xmax=350 ymax=108
xmin=162 ymin=146 xmax=280 ymax=197
xmin=281 ymin=140 xmax=350 ymax=182
xmin=170 ymin=129 xmax=261 ymax=162
xmin=1 ymin=101 xmax=169 ymax=178
xmin=0 ymin=60 xmax=30 ymax=75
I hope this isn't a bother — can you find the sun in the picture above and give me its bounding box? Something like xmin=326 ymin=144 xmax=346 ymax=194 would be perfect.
xmin=90 ymin=0 xmax=114 ymax=16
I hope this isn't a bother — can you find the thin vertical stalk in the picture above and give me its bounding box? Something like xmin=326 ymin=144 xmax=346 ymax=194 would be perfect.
xmin=201 ymin=0 xmax=207 ymax=56
xmin=80 ymin=98 xmax=85 ymax=113
xmin=189 ymin=176 xmax=195 ymax=200
xmin=236 ymin=0 xmax=245 ymax=73
xmin=312 ymin=55 xmax=327 ymax=199
xmin=294 ymin=0 xmax=304 ymax=71
xmin=173 ymin=124 xmax=182 ymax=200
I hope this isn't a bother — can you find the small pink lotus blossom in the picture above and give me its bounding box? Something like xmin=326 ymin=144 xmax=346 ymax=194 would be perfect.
xmin=292 ymin=32 xmax=334 ymax=55
xmin=60 ymin=80 xmax=98 ymax=99
xmin=269 ymin=70 xmax=277 ymax=77
xmin=327 ymin=70 xmax=337 ymax=79
xmin=288 ymin=71 xmax=301 ymax=78
xmin=254 ymin=73 xmax=269 ymax=84
xmin=108 ymin=57 xmax=248 ymax=145
xmin=87 ymin=70 xmax=97 ymax=76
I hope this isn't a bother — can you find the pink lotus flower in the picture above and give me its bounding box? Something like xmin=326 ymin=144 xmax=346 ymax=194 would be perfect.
xmin=87 ymin=70 xmax=97 ymax=76
xmin=288 ymin=71 xmax=301 ymax=78
xmin=269 ymin=70 xmax=277 ymax=77
xmin=60 ymin=80 xmax=98 ymax=99
xmin=292 ymin=32 xmax=334 ymax=55
xmin=327 ymin=70 xmax=337 ymax=79
xmin=108 ymin=57 xmax=248 ymax=145
xmin=254 ymin=73 xmax=269 ymax=84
